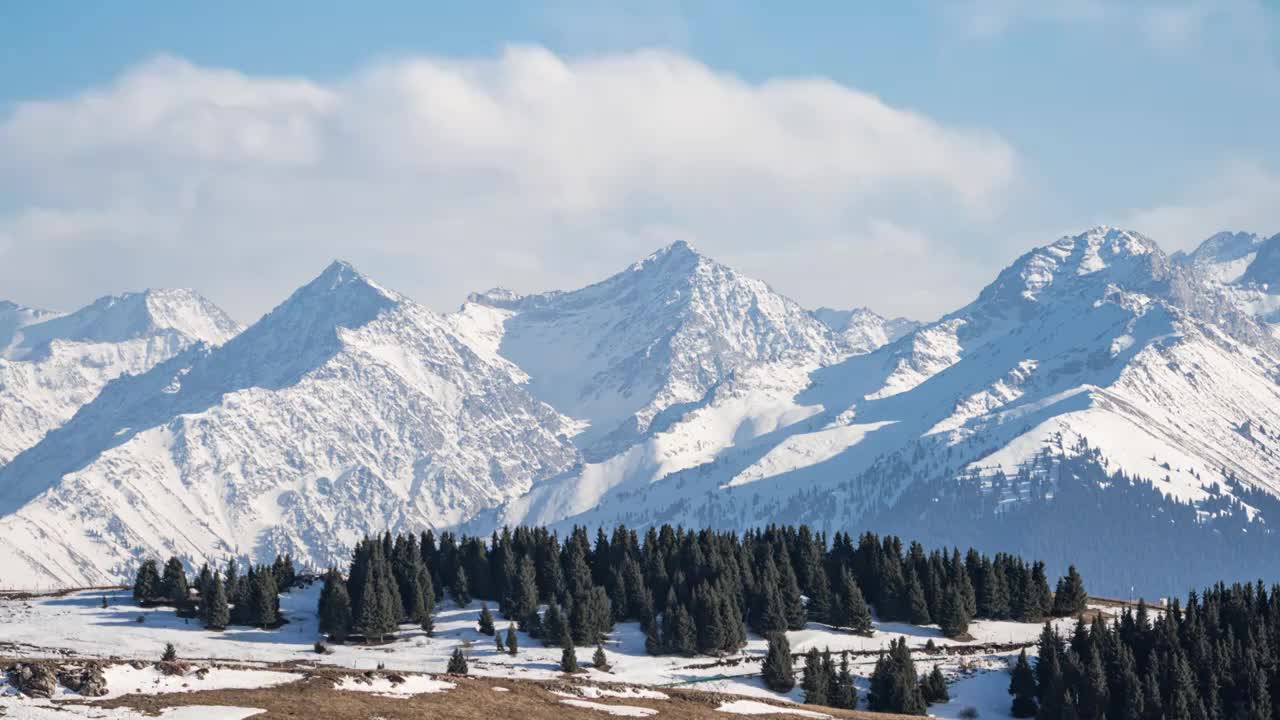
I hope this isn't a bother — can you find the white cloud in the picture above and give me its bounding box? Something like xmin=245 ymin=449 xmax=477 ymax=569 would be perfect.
xmin=0 ymin=47 xmax=1016 ymax=322
xmin=1123 ymin=160 xmax=1280 ymax=250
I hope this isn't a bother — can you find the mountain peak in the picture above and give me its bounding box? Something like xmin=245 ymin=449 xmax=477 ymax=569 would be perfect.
xmin=812 ymin=306 xmax=921 ymax=355
xmin=1066 ymin=226 xmax=1159 ymax=256
xmin=2 ymin=288 xmax=239 ymax=360
xmin=978 ymin=227 xmax=1166 ymax=307
xmin=1239 ymin=233 xmax=1280 ymax=287
xmin=630 ymin=239 xmax=703 ymax=274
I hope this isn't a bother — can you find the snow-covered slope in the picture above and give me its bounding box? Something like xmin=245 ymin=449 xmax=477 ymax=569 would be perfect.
xmin=508 ymin=229 xmax=1280 ymax=581
xmin=7 ymin=229 xmax=1280 ymax=594
xmin=1171 ymin=231 xmax=1264 ymax=284
xmin=1173 ymin=231 xmax=1280 ymax=331
xmin=464 ymin=240 xmax=843 ymax=460
xmin=0 ymin=290 xmax=241 ymax=467
xmin=0 ymin=262 xmax=580 ymax=587
xmin=811 ymin=306 xmax=920 ymax=355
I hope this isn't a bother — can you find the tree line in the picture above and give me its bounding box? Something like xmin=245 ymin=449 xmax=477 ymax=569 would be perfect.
xmin=1011 ymin=581 xmax=1280 ymax=720
xmin=313 ymin=524 xmax=1086 ymax=655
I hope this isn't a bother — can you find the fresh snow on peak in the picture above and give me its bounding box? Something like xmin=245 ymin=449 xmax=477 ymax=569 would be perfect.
xmin=0 ymin=300 xmax=58 ymax=355
xmin=1237 ymin=233 xmax=1280 ymax=287
xmin=629 ymin=239 xmax=700 ymax=270
xmin=465 ymin=287 xmax=526 ymax=307
xmin=2 ymin=288 xmax=240 ymax=361
xmin=1175 ymin=231 xmax=1263 ymax=279
xmin=9 ymin=228 xmax=1280 ymax=595
xmin=978 ymin=227 xmax=1166 ymax=306
xmin=811 ymin=306 xmax=920 ymax=355
xmin=1171 ymin=231 xmax=1280 ymax=335
xmin=0 ymin=288 xmax=242 ymax=469
xmin=465 ymin=241 xmax=841 ymax=458
xmin=485 ymin=226 xmax=1280 ymax=596
xmin=0 ymin=262 xmax=580 ymax=587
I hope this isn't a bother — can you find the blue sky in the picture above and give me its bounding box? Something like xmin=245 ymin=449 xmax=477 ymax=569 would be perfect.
xmin=1 ymin=1 xmax=1278 ymax=321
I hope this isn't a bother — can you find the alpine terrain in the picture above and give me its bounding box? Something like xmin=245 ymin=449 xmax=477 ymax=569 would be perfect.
xmin=0 ymin=290 xmax=242 ymax=467
xmin=2 ymin=229 xmax=1280 ymax=596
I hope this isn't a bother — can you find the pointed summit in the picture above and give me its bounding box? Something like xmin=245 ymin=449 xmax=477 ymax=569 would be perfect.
xmin=462 ymin=240 xmax=839 ymax=457
xmin=630 ymin=239 xmax=702 ymax=274
xmin=251 ymin=260 xmax=397 ymax=334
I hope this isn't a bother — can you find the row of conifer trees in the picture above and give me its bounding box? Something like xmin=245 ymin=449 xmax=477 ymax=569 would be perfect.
xmin=1010 ymin=581 xmax=1280 ymax=720
xmin=759 ymin=632 xmax=947 ymax=714
xmin=313 ymin=524 xmax=1088 ymax=652
xmin=133 ymin=554 xmax=297 ymax=630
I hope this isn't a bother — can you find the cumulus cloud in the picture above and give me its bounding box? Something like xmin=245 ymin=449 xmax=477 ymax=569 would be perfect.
xmin=0 ymin=47 xmax=1016 ymax=321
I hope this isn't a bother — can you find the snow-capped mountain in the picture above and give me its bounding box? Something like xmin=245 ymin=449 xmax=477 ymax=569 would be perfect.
xmin=464 ymin=240 xmax=843 ymax=460
xmin=811 ymin=306 xmax=920 ymax=355
xmin=1172 ymin=231 xmax=1280 ymax=331
xmin=0 ymin=261 xmax=579 ymax=587
xmin=6 ymin=229 xmax=1280 ymax=594
xmin=484 ymin=228 xmax=1280 ymax=593
xmin=0 ymin=290 xmax=241 ymax=467
xmin=1171 ymin=231 xmax=1265 ymax=284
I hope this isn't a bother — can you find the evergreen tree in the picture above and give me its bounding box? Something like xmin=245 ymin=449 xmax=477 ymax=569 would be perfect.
xmin=831 ymin=652 xmax=858 ymax=710
xmin=196 ymin=562 xmax=212 ymax=599
xmin=505 ymin=624 xmax=518 ymax=655
xmin=1034 ymin=622 xmax=1063 ymax=698
xmin=1051 ymin=565 xmax=1088 ymax=617
xmin=203 ymin=571 xmax=230 ymax=630
xmin=355 ymin=562 xmax=397 ymax=642
xmin=666 ymin=603 xmax=697 ymax=656
xmin=834 ymin=568 xmax=874 ymax=635
xmin=868 ymin=638 xmax=927 ymax=715
xmin=161 ymin=557 xmax=189 ymax=603
xmin=560 ymin=630 xmax=579 ymax=673
xmin=938 ymin=583 xmax=971 ymax=638
xmin=133 ymin=559 xmax=161 ymax=603
xmin=778 ymin=552 xmax=807 ymax=630
xmin=907 ymin=569 xmax=931 ymax=626
xmin=451 ymin=566 xmax=471 ymax=606
xmin=593 ymin=644 xmax=610 ymax=671
xmin=478 ymin=603 xmax=495 ymax=636
xmin=161 ymin=642 xmax=177 ymax=662
xmin=644 ymin=620 xmax=662 ymax=656
xmin=318 ymin=569 xmax=352 ymax=641
xmin=511 ymin=556 xmax=540 ymax=624
xmin=801 ymin=647 xmax=830 ymax=706
xmin=921 ymin=664 xmax=949 ymax=705
xmin=1078 ymin=644 xmax=1109 ymax=720
xmin=980 ymin=559 xmax=1011 ymax=619
xmin=762 ymin=633 xmax=796 ymax=692
xmin=1008 ymin=649 xmax=1038 ymax=718
xmin=542 ymin=603 xmax=566 ymax=647
xmin=248 ymin=564 xmax=279 ymax=628
xmin=447 ymin=647 xmax=468 ymax=675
